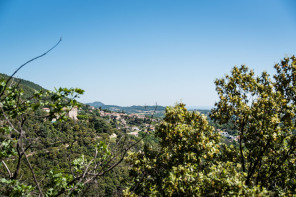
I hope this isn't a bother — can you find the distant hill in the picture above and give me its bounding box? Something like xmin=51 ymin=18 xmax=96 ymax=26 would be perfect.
xmin=86 ymin=101 xmax=211 ymax=117
xmin=87 ymin=101 xmax=105 ymax=108
xmin=187 ymin=106 xmax=212 ymax=110
xmin=0 ymin=73 xmax=45 ymax=97
xmin=86 ymin=101 xmax=166 ymax=117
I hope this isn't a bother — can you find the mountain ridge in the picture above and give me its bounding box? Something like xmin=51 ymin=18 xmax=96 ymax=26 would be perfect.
xmin=86 ymin=101 xmax=166 ymax=116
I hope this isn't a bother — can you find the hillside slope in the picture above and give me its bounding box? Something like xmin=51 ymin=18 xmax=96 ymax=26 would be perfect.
xmin=0 ymin=73 xmax=44 ymax=97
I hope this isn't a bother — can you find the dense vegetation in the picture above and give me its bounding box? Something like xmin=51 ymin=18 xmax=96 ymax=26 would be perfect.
xmin=1 ymin=55 xmax=296 ymax=196
xmin=125 ymin=56 xmax=296 ymax=196
xmin=0 ymin=71 xmax=160 ymax=196
xmin=0 ymin=73 xmax=44 ymax=97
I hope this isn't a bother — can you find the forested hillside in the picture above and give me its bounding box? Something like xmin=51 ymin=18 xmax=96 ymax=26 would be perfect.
xmin=0 ymin=73 xmax=160 ymax=196
xmin=0 ymin=73 xmax=44 ymax=97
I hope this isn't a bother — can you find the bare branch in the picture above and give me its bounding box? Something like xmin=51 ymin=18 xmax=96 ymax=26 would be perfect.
xmin=83 ymin=105 xmax=158 ymax=185
xmin=0 ymin=38 xmax=62 ymax=98
xmin=1 ymin=160 xmax=12 ymax=178
xmin=23 ymin=150 xmax=44 ymax=196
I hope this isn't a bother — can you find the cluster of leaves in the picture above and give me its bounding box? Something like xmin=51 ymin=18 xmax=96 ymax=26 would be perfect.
xmin=211 ymin=57 xmax=296 ymax=195
xmin=125 ymin=56 xmax=296 ymax=196
xmin=0 ymin=73 xmax=44 ymax=98
xmin=0 ymin=178 xmax=33 ymax=196
xmin=0 ymin=74 xmax=87 ymax=196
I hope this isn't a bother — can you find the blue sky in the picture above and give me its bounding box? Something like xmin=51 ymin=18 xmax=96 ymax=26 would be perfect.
xmin=0 ymin=0 xmax=295 ymax=108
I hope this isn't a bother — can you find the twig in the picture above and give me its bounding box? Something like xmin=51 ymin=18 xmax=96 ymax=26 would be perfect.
xmin=23 ymin=150 xmax=44 ymax=196
xmin=0 ymin=107 xmax=20 ymax=134
xmin=68 ymin=147 xmax=99 ymax=196
xmin=83 ymin=105 xmax=158 ymax=185
xmin=1 ymin=160 xmax=12 ymax=178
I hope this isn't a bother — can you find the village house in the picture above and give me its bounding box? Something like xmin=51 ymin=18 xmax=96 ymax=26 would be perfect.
xmin=127 ymin=131 xmax=139 ymax=137
xmin=131 ymin=126 xmax=140 ymax=131
xmin=137 ymin=114 xmax=145 ymax=119
xmin=42 ymin=108 xmax=50 ymax=113
xmin=111 ymin=113 xmax=121 ymax=120
xmin=42 ymin=107 xmax=78 ymax=120
xmin=147 ymin=126 xmax=155 ymax=132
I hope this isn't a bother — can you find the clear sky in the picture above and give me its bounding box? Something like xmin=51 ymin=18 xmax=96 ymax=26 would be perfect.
xmin=0 ymin=0 xmax=295 ymax=108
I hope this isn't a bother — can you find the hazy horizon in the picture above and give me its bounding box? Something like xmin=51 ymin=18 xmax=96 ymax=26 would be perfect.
xmin=85 ymin=100 xmax=213 ymax=110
